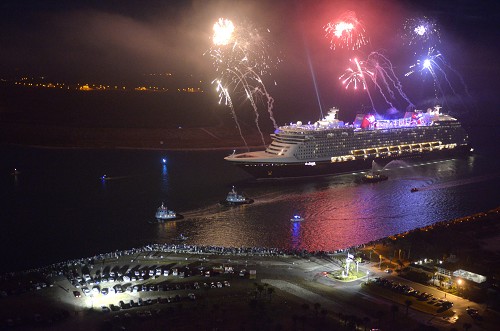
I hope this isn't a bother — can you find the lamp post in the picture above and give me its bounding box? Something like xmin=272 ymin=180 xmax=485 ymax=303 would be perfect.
xmin=457 ymin=278 xmax=463 ymax=295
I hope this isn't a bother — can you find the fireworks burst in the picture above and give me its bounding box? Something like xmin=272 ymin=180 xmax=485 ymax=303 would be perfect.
xmin=212 ymin=18 xmax=235 ymax=46
xmin=339 ymin=58 xmax=372 ymax=90
xmin=325 ymin=11 xmax=368 ymax=50
xmin=402 ymin=17 xmax=441 ymax=48
xmin=405 ymin=48 xmax=442 ymax=77
xmin=406 ymin=48 xmax=470 ymax=101
xmin=340 ymin=58 xmax=376 ymax=110
xmin=206 ymin=18 xmax=278 ymax=148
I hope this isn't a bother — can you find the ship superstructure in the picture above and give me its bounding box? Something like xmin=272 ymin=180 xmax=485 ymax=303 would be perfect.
xmin=225 ymin=106 xmax=470 ymax=179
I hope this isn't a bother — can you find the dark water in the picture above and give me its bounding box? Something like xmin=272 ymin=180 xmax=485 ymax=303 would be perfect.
xmin=1 ymin=145 xmax=500 ymax=273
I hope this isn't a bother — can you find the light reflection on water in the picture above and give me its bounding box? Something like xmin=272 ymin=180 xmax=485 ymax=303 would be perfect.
xmin=1 ymin=146 xmax=500 ymax=272
xmin=170 ymin=157 xmax=500 ymax=252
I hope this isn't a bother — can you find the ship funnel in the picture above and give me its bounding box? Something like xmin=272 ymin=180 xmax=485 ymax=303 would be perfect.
xmin=329 ymin=107 xmax=339 ymax=119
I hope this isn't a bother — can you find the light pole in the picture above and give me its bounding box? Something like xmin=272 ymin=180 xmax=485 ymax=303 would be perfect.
xmin=457 ymin=278 xmax=463 ymax=295
xmin=366 ymin=271 xmax=370 ymax=282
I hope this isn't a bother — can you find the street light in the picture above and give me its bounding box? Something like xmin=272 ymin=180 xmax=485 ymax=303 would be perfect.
xmin=457 ymin=278 xmax=463 ymax=295
xmin=366 ymin=271 xmax=370 ymax=282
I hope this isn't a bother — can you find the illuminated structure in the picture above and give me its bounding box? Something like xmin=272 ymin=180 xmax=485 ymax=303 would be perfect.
xmin=225 ymin=106 xmax=469 ymax=179
xmin=220 ymin=186 xmax=254 ymax=206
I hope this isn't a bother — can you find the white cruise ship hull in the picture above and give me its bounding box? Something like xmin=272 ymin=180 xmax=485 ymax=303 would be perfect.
xmin=228 ymin=145 xmax=470 ymax=180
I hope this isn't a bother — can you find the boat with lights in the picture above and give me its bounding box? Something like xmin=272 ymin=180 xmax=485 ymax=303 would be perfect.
xmin=220 ymin=186 xmax=254 ymax=206
xmin=361 ymin=172 xmax=388 ymax=183
xmin=290 ymin=214 xmax=304 ymax=222
xmin=154 ymin=203 xmax=183 ymax=222
xmin=225 ymin=106 xmax=470 ymax=179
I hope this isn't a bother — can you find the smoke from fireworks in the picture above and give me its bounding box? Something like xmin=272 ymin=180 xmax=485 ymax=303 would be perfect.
xmin=206 ymin=18 xmax=278 ymax=148
xmin=325 ymin=11 xmax=368 ymax=51
xmin=402 ymin=17 xmax=441 ymax=48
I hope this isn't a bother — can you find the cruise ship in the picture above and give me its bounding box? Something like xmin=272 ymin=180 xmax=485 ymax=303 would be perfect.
xmin=225 ymin=106 xmax=470 ymax=179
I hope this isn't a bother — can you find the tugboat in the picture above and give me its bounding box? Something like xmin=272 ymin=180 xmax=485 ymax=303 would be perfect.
xmin=290 ymin=214 xmax=304 ymax=222
xmin=154 ymin=203 xmax=183 ymax=222
xmin=361 ymin=171 xmax=388 ymax=183
xmin=410 ymin=187 xmax=419 ymax=193
xmin=220 ymin=186 xmax=254 ymax=206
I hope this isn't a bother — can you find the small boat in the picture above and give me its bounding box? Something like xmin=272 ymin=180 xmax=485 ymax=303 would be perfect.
xmin=154 ymin=203 xmax=183 ymax=222
xmin=178 ymin=234 xmax=188 ymax=241
xmin=290 ymin=214 xmax=304 ymax=222
xmin=361 ymin=172 xmax=388 ymax=183
xmin=410 ymin=187 xmax=419 ymax=192
xmin=11 ymin=168 xmax=21 ymax=176
xmin=220 ymin=186 xmax=254 ymax=206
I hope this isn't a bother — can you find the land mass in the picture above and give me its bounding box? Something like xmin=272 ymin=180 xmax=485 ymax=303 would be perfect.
xmin=0 ymin=122 xmax=269 ymax=150
xmin=1 ymin=207 xmax=499 ymax=331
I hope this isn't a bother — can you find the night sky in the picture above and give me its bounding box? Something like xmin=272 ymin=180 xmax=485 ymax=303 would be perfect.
xmin=1 ymin=0 xmax=499 ymax=123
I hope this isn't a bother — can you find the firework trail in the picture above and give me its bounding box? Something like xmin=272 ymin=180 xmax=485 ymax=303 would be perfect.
xmin=340 ymin=53 xmax=414 ymax=111
xmin=406 ymin=48 xmax=470 ymax=102
xmin=214 ymin=79 xmax=248 ymax=148
xmin=402 ymin=16 xmax=441 ymax=49
xmin=206 ymin=18 xmax=278 ymax=148
xmin=364 ymin=52 xmax=414 ymax=109
xmin=325 ymin=11 xmax=368 ymax=51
